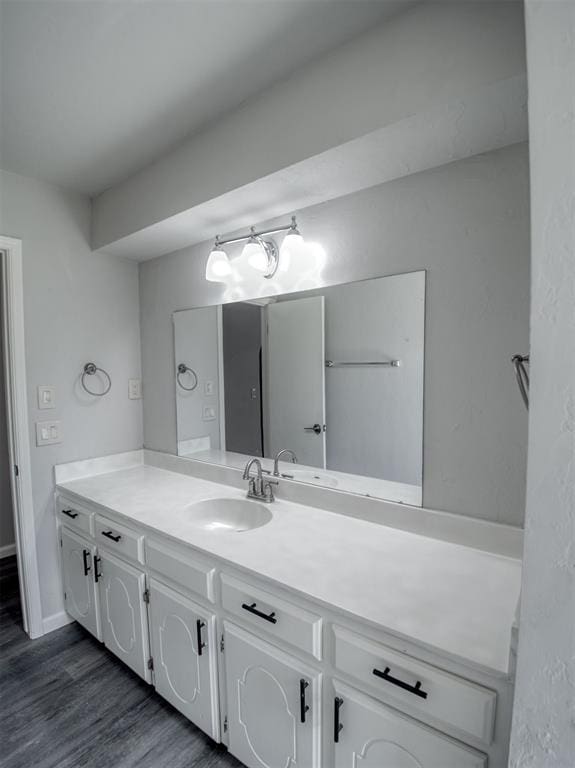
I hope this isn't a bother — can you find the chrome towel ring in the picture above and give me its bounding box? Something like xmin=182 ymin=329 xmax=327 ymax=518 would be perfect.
xmin=81 ymin=362 xmax=112 ymax=397
xmin=177 ymin=363 xmax=198 ymax=391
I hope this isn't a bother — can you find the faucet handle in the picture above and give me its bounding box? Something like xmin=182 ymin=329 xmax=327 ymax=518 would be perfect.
xmin=263 ymin=478 xmax=278 ymax=502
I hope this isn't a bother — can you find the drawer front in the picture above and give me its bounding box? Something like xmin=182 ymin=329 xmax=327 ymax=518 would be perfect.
xmin=95 ymin=514 xmax=144 ymax=564
xmin=333 ymin=626 xmax=496 ymax=745
xmin=221 ymin=574 xmax=323 ymax=660
xmin=57 ymin=497 xmax=94 ymax=537
xmin=146 ymin=538 xmax=216 ymax=603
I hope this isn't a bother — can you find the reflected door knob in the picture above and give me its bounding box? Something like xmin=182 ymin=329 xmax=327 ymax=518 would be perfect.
xmin=304 ymin=423 xmax=324 ymax=435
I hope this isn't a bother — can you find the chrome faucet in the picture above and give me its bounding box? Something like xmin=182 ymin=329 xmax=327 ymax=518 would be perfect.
xmin=243 ymin=458 xmax=277 ymax=503
xmin=273 ymin=448 xmax=298 ymax=477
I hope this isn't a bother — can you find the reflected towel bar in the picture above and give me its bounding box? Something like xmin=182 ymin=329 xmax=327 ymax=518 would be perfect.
xmin=325 ymin=360 xmax=400 ymax=368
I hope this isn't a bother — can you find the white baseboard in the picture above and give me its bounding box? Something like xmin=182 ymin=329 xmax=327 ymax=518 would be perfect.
xmin=0 ymin=543 xmax=16 ymax=559
xmin=42 ymin=610 xmax=74 ymax=635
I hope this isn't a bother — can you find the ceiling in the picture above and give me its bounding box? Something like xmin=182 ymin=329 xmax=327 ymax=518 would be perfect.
xmin=0 ymin=0 xmax=408 ymax=196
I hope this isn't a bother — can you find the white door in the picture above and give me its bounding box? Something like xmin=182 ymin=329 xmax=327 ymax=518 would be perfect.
xmin=224 ymin=622 xmax=320 ymax=768
xmin=98 ymin=549 xmax=151 ymax=682
xmin=266 ymin=296 xmax=326 ymax=468
xmin=60 ymin=527 xmax=101 ymax=640
xmin=148 ymin=579 xmax=219 ymax=740
xmin=333 ymin=681 xmax=486 ymax=768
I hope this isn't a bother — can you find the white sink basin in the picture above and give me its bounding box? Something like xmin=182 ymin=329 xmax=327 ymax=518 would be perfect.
xmin=187 ymin=498 xmax=272 ymax=532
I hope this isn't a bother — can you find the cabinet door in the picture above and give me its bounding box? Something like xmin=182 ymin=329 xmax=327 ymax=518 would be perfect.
xmin=224 ymin=621 xmax=320 ymax=768
xmin=61 ymin=527 xmax=101 ymax=640
xmin=98 ymin=549 xmax=151 ymax=682
xmin=333 ymin=681 xmax=486 ymax=768
xmin=148 ymin=579 xmax=219 ymax=740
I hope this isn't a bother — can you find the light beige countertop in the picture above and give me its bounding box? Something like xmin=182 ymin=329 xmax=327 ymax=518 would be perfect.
xmin=57 ymin=463 xmax=521 ymax=678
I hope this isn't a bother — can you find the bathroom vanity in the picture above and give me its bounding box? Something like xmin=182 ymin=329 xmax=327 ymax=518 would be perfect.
xmin=55 ymin=451 xmax=521 ymax=768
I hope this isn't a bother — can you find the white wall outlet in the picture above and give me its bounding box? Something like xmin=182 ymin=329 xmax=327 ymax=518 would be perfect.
xmin=36 ymin=420 xmax=62 ymax=446
xmin=202 ymin=405 xmax=216 ymax=421
xmin=37 ymin=385 xmax=56 ymax=410
xmin=128 ymin=379 xmax=142 ymax=399
xmin=204 ymin=380 xmax=215 ymax=396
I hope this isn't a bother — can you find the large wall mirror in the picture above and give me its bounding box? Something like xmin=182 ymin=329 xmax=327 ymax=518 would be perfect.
xmin=174 ymin=271 xmax=425 ymax=505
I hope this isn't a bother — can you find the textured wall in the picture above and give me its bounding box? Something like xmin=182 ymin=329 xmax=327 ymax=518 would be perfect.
xmin=139 ymin=144 xmax=530 ymax=526
xmin=0 ymin=169 xmax=143 ymax=624
xmin=509 ymin=2 xmax=575 ymax=766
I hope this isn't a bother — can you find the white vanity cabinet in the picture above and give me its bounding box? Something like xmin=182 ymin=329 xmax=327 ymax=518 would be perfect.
xmin=60 ymin=527 xmax=101 ymax=640
xmin=148 ymin=579 xmax=219 ymax=740
xmin=97 ymin=549 xmax=151 ymax=683
xmin=332 ymin=681 xmax=486 ymax=768
xmin=223 ymin=621 xmax=321 ymax=768
xmin=56 ymin=489 xmax=514 ymax=768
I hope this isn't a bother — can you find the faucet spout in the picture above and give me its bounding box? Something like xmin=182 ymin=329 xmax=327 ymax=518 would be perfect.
xmin=273 ymin=449 xmax=298 ymax=477
xmin=243 ymin=457 xmax=277 ymax=502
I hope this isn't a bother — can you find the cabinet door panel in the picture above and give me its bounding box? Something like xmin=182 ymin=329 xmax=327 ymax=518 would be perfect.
xmin=98 ymin=550 xmax=150 ymax=682
xmin=61 ymin=527 xmax=100 ymax=640
xmin=224 ymin=621 xmax=320 ymax=768
xmin=149 ymin=579 xmax=219 ymax=740
xmin=333 ymin=681 xmax=486 ymax=768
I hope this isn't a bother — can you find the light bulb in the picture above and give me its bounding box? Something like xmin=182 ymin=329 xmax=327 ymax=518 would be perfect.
xmin=241 ymin=240 xmax=268 ymax=273
xmin=205 ymin=247 xmax=232 ymax=282
xmin=279 ymin=231 xmax=305 ymax=273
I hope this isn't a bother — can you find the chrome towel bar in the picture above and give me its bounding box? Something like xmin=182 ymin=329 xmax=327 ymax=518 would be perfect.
xmin=325 ymin=360 xmax=400 ymax=368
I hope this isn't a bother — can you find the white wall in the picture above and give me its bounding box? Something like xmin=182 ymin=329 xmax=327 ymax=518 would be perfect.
xmin=323 ymin=273 xmax=424 ymax=486
xmin=139 ymin=143 xmax=530 ymax=526
xmin=0 ymin=169 xmax=143 ymax=625
xmin=509 ymin=3 xmax=575 ymax=766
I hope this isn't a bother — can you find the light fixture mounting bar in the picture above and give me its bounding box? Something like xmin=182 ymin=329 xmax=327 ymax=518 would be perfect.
xmin=215 ymin=217 xmax=297 ymax=247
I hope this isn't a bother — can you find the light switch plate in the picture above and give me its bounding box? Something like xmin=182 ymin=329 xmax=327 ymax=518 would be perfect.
xmin=128 ymin=379 xmax=142 ymax=399
xmin=204 ymin=380 xmax=215 ymax=395
xmin=36 ymin=420 xmax=62 ymax=446
xmin=202 ymin=405 xmax=216 ymax=421
xmin=37 ymin=385 xmax=56 ymax=410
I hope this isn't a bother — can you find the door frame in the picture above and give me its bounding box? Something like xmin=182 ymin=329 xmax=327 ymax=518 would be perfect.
xmin=1 ymin=235 xmax=43 ymax=638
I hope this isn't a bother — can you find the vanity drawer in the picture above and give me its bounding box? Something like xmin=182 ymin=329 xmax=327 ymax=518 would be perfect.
xmin=145 ymin=538 xmax=216 ymax=603
xmin=221 ymin=574 xmax=323 ymax=660
xmin=333 ymin=626 xmax=496 ymax=745
xmin=95 ymin=514 xmax=144 ymax=564
xmin=57 ymin=497 xmax=94 ymax=537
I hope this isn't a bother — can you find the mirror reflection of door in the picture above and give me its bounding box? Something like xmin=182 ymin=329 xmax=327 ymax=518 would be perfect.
xmin=266 ymin=296 xmax=326 ymax=469
xmin=222 ymin=303 xmax=264 ymax=457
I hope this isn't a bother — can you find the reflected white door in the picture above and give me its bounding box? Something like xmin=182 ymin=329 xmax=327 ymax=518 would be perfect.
xmin=98 ymin=550 xmax=151 ymax=682
xmin=333 ymin=681 xmax=486 ymax=768
xmin=225 ymin=622 xmax=320 ymax=768
xmin=266 ymin=296 xmax=326 ymax=468
xmin=61 ymin=527 xmax=101 ymax=640
xmin=148 ymin=579 xmax=219 ymax=739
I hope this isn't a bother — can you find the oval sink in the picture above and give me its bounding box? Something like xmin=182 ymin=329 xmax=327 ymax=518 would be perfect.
xmin=187 ymin=498 xmax=272 ymax=532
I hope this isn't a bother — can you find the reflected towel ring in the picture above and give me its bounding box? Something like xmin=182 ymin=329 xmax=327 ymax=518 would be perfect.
xmin=177 ymin=363 xmax=198 ymax=392
xmin=81 ymin=362 xmax=112 ymax=397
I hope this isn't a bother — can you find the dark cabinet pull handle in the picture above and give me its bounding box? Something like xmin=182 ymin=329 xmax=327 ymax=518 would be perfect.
xmin=82 ymin=549 xmax=91 ymax=576
xmin=94 ymin=555 xmax=102 ymax=583
xmin=102 ymin=530 xmax=122 ymax=543
xmin=300 ymin=679 xmax=310 ymax=723
xmin=196 ymin=620 xmax=206 ymax=656
xmin=334 ymin=697 xmax=344 ymax=743
xmin=372 ymin=667 xmax=428 ymax=700
xmin=241 ymin=602 xmax=277 ymax=624
xmin=62 ymin=508 xmax=79 ymax=519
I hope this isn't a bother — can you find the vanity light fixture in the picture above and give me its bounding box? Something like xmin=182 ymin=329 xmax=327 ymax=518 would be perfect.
xmin=205 ymin=216 xmax=301 ymax=282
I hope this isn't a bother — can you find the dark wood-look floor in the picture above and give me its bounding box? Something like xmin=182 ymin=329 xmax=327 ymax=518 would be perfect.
xmin=0 ymin=556 xmax=241 ymax=768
